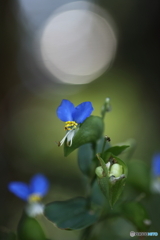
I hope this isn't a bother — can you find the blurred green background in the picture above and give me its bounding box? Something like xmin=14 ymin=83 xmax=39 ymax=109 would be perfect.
xmin=1 ymin=0 xmax=160 ymax=239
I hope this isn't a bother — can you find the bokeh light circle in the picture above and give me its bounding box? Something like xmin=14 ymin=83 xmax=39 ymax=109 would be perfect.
xmin=40 ymin=1 xmax=117 ymax=84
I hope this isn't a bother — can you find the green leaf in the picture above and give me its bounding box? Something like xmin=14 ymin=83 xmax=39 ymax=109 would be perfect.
xmin=77 ymin=137 xmax=110 ymax=177
xmin=44 ymin=197 xmax=99 ymax=230
xmin=64 ymin=116 xmax=104 ymax=156
xmin=17 ymin=214 xmax=46 ymax=240
xmin=97 ymin=154 xmax=128 ymax=208
xmin=103 ymin=145 xmax=130 ymax=161
xmin=122 ymin=201 xmax=150 ymax=231
xmin=78 ymin=143 xmax=94 ymax=176
xmin=127 ymin=160 xmax=150 ymax=194
xmin=90 ymin=179 xmax=106 ymax=206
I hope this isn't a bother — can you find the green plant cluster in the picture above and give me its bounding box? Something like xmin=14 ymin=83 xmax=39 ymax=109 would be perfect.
xmin=2 ymin=99 xmax=152 ymax=240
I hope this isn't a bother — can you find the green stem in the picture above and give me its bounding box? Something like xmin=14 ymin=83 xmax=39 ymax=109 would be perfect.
xmin=101 ymin=137 xmax=107 ymax=160
xmin=79 ymin=225 xmax=94 ymax=240
xmin=91 ymin=142 xmax=97 ymax=157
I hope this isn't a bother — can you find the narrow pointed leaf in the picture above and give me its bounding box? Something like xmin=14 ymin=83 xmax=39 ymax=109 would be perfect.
xmin=44 ymin=197 xmax=99 ymax=230
xmin=64 ymin=116 xmax=104 ymax=156
xmin=103 ymin=145 xmax=130 ymax=161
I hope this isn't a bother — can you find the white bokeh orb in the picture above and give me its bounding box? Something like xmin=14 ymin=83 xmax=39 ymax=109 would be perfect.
xmin=40 ymin=1 xmax=117 ymax=84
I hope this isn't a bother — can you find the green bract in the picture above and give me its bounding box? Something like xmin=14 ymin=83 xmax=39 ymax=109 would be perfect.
xmin=96 ymin=154 xmax=128 ymax=208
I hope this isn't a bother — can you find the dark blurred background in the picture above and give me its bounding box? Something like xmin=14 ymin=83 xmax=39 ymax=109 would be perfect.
xmin=1 ymin=0 xmax=160 ymax=239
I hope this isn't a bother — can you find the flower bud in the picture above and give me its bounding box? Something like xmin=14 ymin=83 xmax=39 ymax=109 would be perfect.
xmin=109 ymin=163 xmax=123 ymax=177
xmin=101 ymin=97 xmax=111 ymax=119
xmin=105 ymin=98 xmax=112 ymax=112
xmin=95 ymin=166 xmax=104 ymax=178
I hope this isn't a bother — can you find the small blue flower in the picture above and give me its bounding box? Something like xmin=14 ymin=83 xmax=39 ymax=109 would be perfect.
xmin=8 ymin=174 xmax=49 ymax=202
xmin=56 ymin=99 xmax=94 ymax=146
xmin=152 ymin=153 xmax=160 ymax=177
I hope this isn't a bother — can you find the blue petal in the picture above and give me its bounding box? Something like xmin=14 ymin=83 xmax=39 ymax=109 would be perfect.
xmin=73 ymin=102 xmax=94 ymax=123
xmin=8 ymin=182 xmax=29 ymax=200
xmin=30 ymin=174 xmax=49 ymax=196
xmin=152 ymin=154 xmax=160 ymax=177
xmin=56 ymin=99 xmax=75 ymax=122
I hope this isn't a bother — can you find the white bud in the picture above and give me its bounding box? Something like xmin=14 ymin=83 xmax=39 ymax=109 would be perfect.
xmin=109 ymin=163 xmax=123 ymax=177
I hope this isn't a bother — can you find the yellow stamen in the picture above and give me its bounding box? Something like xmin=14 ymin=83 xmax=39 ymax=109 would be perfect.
xmin=28 ymin=194 xmax=42 ymax=202
xmin=64 ymin=121 xmax=78 ymax=130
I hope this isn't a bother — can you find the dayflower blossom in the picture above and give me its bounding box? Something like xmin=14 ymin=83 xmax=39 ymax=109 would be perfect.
xmin=152 ymin=153 xmax=160 ymax=177
xmin=8 ymin=174 xmax=49 ymax=216
xmin=151 ymin=153 xmax=160 ymax=193
xmin=56 ymin=99 xmax=94 ymax=147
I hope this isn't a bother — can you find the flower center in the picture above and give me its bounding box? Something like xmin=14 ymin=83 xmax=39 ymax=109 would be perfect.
xmin=64 ymin=121 xmax=78 ymax=130
xmin=28 ymin=194 xmax=42 ymax=202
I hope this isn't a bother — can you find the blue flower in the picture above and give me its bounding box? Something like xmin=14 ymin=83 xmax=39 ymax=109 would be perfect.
xmin=152 ymin=153 xmax=160 ymax=177
xmin=8 ymin=174 xmax=49 ymax=202
xmin=151 ymin=154 xmax=160 ymax=194
xmin=56 ymin=99 xmax=94 ymax=146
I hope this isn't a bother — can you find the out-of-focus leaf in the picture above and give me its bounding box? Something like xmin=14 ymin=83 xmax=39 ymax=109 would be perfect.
xmin=103 ymin=145 xmax=130 ymax=161
xmin=64 ymin=116 xmax=104 ymax=156
xmin=78 ymin=143 xmax=94 ymax=176
xmin=127 ymin=160 xmax=150 ymax=194
xmin=122 ymin=201 xmax=150 ymax=231
xmin=119 ymin=138 xmax=137 ymax=160
xmin=77 ymin=137 xmax=110 ymax=177
xmin=44 ymin=197 xmax=99 ymax=230
xmin=90 ymin=179 xmax=106 ymax=206
xmin=17 ymin=214 xmax=46 ymax=240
